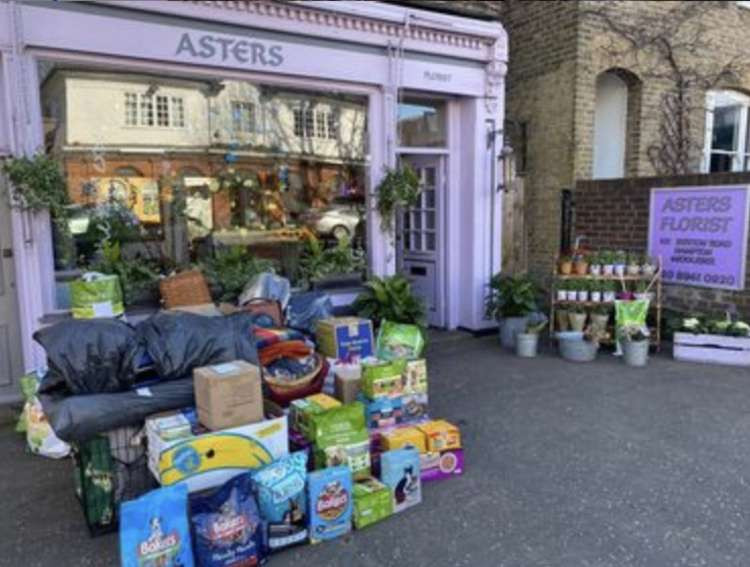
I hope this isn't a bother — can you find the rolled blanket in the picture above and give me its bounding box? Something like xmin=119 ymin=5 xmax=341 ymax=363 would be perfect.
xmin=254 ymin=327 xmax=306 ymax=351
xmin=259 ymin=340 xmax=312 ymax=366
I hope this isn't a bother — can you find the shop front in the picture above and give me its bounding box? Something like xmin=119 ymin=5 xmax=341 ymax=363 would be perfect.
xmin=0 ymin=0 xmax=507 ymax=392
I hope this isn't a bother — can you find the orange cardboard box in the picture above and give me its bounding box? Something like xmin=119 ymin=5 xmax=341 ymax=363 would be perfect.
xmin=417 ymin=420 xmax=461 ymax=452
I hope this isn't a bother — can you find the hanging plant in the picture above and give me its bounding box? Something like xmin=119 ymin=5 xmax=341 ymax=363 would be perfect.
xmin=374 ymin=164 xmax=420 ymax=234
xmin=2 ymin=154 xmax=70 ymax=225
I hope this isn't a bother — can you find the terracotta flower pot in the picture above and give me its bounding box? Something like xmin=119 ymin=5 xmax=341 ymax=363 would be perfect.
xmin=559 ymin=261 xmax=573 ymax=275
xmin=573 ymin=261 xmax=589 ymax=275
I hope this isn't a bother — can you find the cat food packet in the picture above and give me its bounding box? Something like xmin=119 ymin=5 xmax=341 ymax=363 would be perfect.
xmin=250 ymin=452 xmax=308 ymax=552
xmin=190 ymin=473 xmax=266 ymax=566
xmin=120 ymin=484 xmax=194 ymax=567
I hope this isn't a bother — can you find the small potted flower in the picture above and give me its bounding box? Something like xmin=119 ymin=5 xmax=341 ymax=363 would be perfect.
xmin=566 ymin=280 xmax=578 ymax=302
xmin=589 ymin=251 xmax=602 ymax=276
xmin=641 ymin=255 xmax=657 ymax=277
xmin=576 ymin=279 xmax=590 ymax=302
xmin=556 ymin=282 xmax=567 ymax=302
xmin=602 ymin=280 xmax=617 ymax=303
xmin=568 ymin=304 xmax=587 ymax=332
xmin=600 ymin=250 xmax=615 ymax=276
xmin=573 ymin=251 xmax=589 ymax=276
xmin=590 ymin=304 xmax=610 ymax=332
xmin=590 ymin=280 xmax=602 ymax=302
xmin=633 ymin=280 xmax=654 ymax=302
xmin=613 ymin=250 xmax=627 ymax=277
xmin=515 ymin=315 xmax=548 ymax=358
xmin=619 ymin=324 xmax=650 ymax=367
xmin=558 ymin=255 xmax=573 ymax=275
xmin=626 ymin=252 xmax=641 ymax=276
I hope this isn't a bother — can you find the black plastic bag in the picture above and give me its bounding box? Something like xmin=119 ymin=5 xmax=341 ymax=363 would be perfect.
xmin=34 ymin=318 xmax=137 ymax=395
xmin=134 ymin=312 xmax=258 ymax=381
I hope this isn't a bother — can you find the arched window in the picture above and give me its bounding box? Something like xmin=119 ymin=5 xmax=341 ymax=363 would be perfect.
xmin=114 ymin=166 xmax=143 ymax=177
xmin=592 ymin=71 xmax=629 ymax=179
xmin=703 ymin=89 xmax=750 ymax=173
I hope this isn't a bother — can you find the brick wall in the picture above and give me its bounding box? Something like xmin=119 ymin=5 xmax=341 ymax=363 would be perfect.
xmin=574 ymin=172 xmax=750 ymax=316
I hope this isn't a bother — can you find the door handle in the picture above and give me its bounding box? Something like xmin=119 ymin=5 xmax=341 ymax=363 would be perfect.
xmin=1 ymin=248 xmax=12 ymax=258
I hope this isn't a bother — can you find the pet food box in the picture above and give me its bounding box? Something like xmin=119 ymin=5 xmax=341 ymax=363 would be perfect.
xmin=420 ymin=449 xmax=464 ymax=482
xmin=307 ymin=465 xmax=353 ymax=544
xmin=380 ymin=448 xmax=422 ymax=513
xmin=417 ymin=420 xmax=461 ymax=452
xmin=316 ymin=317 xmax=374 ymax=360
xmin=146 ymin=413 xmax=288 ymax=493
xmin=312 ymin=402 xmax=371 ymax=479
xmin=361 ymin=359 xmax=407 ymax=399
xmin=333 ymin=361 xmax=363 ymax=404
xmin=361 ymin=394 xmax=404 ymax=429
xmin=380 ymin=425 xmax=428 ymax=453
xmin=289 ymin=429 xmax=315 ymax=471
xmin=194 ymin=360 xmax=263 ymax=431
xmin=401 ymin=393 xmax=429 ymax=422
xmin=352 ymin=477 xmax=393 ymax=529
xmin=403 ymin=359 xmax=428 ymax=395
xmin=289 ymin=393 xmax=341 ymax=441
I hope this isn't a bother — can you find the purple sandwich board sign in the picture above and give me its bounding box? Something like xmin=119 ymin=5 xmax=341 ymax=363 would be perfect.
xmin=648 ymin=185 xmax=750 ymax=290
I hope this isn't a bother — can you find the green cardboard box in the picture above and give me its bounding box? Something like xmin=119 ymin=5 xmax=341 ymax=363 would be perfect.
xmin=289 ymin=393 xmax=341 ymax=441
xmin=313 ymin=402 xmax=371 ymax=479
xmin=361 ymin=359 xmax=407 ymax=399
xmin=353 ymin=477 xmax=393 ymax=529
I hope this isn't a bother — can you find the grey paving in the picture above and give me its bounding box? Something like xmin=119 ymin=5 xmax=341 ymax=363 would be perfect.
xmin=3 ymin=333 xmax=750 ymax=566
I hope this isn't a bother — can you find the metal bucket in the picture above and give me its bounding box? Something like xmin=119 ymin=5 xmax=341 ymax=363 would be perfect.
xmin=515 ymin=333 xmax=539 ymax=358
xmin=557 ymin=332 xmax=598 ymax=362
xmin=622 ymin=340 xmax=649 ymax=367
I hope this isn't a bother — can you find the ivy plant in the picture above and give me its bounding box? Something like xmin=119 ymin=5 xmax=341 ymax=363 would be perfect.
xmin=2 ymin=154 xmax=70 ymax=225
xmin=374 ymin=165 xmax=421 ymax=234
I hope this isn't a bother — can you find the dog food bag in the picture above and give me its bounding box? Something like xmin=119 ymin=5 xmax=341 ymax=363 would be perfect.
xmin=250 ymin=452 xmax=308 ymax=552
xmin=120 ymin=484 xmax=194 ymax=567
xmin=190 ymin=473 xmax=266 ymax=566
xmin=376 ymin=320 xmax=425 ymax=360
xmin=307 ymin=466 xmax=353 ymax=544
xmin=380 ymin=448 xmax=422 ymax=513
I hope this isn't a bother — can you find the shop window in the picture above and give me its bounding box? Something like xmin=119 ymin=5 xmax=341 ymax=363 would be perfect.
xmin=703 ymin=89 xmax=750 ymax=173
xmin=397 ymin=97 xmax=446 ymax=148
xmin=41 ymin=62 xmax=370 ymax=308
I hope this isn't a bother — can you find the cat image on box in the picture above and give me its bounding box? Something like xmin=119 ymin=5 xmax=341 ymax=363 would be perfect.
xmin=380 ymin=448 xmax=422 ymax=513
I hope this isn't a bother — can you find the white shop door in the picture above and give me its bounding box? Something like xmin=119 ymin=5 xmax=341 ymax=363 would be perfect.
xmin=397 ymin=155 xmax=445 ymax=327
xmin=0 ymin=174 xmax=24 ymax=402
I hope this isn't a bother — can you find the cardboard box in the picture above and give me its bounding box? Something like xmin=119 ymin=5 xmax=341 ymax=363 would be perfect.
xmin=381 ymin=448 xmax=422 ymax=513
xmin=307 ymin=466 xmax=353 ymax=544
xmin=361 ymin=394 xmax=404 ymax=429
xmin=403 ymin=359 xmax=428 ymax=395
xmin=420 ymin=449 xmax=464 ymax=482
xmin=417 ymin=420 xmax=462 ymax=452
xmin=352 ymin=477 xmax=393 ymax=529
xmin=289 ymin=393 xmax=341 ymax=441
xmin=316 ymin=317 xmax=374 ymax=360
xmin=146 ymin=414 xmax=288 ymax=493
xmin=401 ymin=393 xmax=429 ymax=422
xmin=194 ymin=360 xmax=263 ymax=430
xmin=381 ymin=425 xmax=428 ymax=453
xmin=361 ymin=359 xmax=407 ymax=399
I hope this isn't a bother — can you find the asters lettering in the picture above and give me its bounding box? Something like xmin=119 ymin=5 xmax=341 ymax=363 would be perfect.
xmin=176 ymin=33 xmax=284 ymax=67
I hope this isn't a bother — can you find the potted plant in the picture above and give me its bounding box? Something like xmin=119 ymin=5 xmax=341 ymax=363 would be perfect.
xmin=374 ymin=165 xmax=421 ymax=234
xmin=566 ymin=280 xmax=578 ymax=302
xmin=590 ymin=280 xmax=602 ymax=303
xmin=600 ymin=250 xmax=615 ymax=276
xmin=602 ymin=280 xmax=617 ymax=303
xmin=484 ymin=273 xmax=539 ymax=348
xmin=626 ymin=252 xmax=641 ymax=276
xmin=515 ymin=316 xmax=548 ymax=358
xmin=353 ymin=274 xmax=426 ymax=330
xmin=588 ymin=251 xmax=602 ymax=276
xmin=201 ymin=246 xmax=276 ymax=303
xmin=556 ymin=281 xmax=568 ymax=302
xmin=298 ymin=234 xmax=366 ymax=289
xmin=568 ymin=304 xmax=587 ymax=332
xmin=641 ymin=255 xmax=657 ymax=277
xmin=558 ymin=255 xmax=573 ymax=275
xmin=613 ymin=250 xmax=627 ymax=277
xmin=590 ymin=304 xmax=610 ymax=332
xmin=633 ymin=280 xmax=654 ymax=302
xmin=673 ymin=315 xmax=750 ymax=367
xmin=577 ymin=279 xmax=590 ymax=302
xmin=572 ymin=251 xmax=589 ymax=276
xmin=555 ymin=307 xmax=570 ymax=331
xmin=619 ymin=324 xmax=650 ymax=367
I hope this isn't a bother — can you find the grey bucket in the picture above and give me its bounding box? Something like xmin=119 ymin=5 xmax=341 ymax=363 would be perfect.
xmin=622 ymin=340 xmax=649 ymax=367
xmin=515 ymin=333 xmax=539 ymax=357
xmin=499 ymin=316 xmax=529 ymax=349
xmin=557 ymin=332 xmax=598 ymax=362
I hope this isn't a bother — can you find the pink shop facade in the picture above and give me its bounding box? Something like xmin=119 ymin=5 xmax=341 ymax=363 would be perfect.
xmin=0 ymin=0 xmax=507 ymax=397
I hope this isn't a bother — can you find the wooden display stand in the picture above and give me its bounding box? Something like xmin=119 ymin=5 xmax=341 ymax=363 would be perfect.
xmin=549 ymin=259 xmax=662 ymax=351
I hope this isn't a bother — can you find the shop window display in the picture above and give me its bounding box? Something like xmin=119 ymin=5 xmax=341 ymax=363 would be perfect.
xmin=39 ymin=61 xmax=369 ymax=308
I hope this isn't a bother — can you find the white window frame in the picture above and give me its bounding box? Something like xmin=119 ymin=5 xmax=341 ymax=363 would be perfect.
xmin=124 ymin=92 xmax=186 ymax=128
xmin=703 ymin=89 xmax=750 ymax=173
xmin=231 ymin=100 xmax=255 ymax=133
xmin=293 ymin=103 xmax=336 ymax=139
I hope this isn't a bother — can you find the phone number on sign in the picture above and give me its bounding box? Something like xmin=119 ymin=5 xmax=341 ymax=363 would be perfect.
xmin=663 ymin=270 xmax=735 ymax=286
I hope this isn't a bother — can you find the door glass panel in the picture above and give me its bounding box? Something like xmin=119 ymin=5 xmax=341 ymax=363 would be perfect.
xmin=426 ymin=211 xmax=435 ymax=230
xmin=413 ymin=232 xmax=422 ymax=251
xmin=425 ymin=190 xmax=435 ymax=209
xmin=424 ymin=166 xmax=436 ymax=186
xmin=426 ymin=232 xmax=436 ymax=251
xmin=413 ymin=213 xmax=422 ymax=230
xmin=397 ymin=98 xmax=446 ymax=148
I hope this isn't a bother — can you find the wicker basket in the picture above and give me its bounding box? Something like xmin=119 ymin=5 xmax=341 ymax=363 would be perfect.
xmin=263 ymin=354 xmax=323 ymax=392
xmin=159 ymin=270 xmax=212 ymax=309
xmin=264 ymin=356 xmax=327 ymax=406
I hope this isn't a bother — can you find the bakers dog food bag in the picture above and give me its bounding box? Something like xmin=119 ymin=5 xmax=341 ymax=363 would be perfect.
xmin=250 ymin=452 xmax=308 ymax=552
xmin=307 ymin=466 xmax=353 ymax=544
xmin=189 ymin=473 xmax=267 ymax=566
xmin=120 ymin=484 xmax=194 ymax=567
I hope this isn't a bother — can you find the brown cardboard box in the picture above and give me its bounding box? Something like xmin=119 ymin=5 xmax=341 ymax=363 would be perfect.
xmin=194 ymin=360 xmax=263 ymax=430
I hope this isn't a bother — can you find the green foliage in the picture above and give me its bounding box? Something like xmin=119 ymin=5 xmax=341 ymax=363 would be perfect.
xmin=91 ymin=241 xmax=161 ymax=306
xmin=374 ymin=165 xmax=420 ymax=234
xmin=201 ymin=246 xmax=275 ymax=302
xmin=679 ymin=315 xmax=750 ymax=337
xmin=599 ymin=250 xmax=616 ymax=265
xmin=2 ymin=154 xmax=70 ymax=224
xmin=353 ymin=275 xmax=426 ymax=328
xmin=298 ymin=235 xmax=366 ymax=286
xmin=484 ymin=273 xmax=539 ymax=320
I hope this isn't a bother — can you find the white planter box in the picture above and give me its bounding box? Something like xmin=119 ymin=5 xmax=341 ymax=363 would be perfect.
xmin=673 ymin=332 xmax=750 ymax=367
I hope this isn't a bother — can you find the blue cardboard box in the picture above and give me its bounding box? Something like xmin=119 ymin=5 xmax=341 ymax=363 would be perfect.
xmin=380 ymin=448 xmax=422 ymax=513
xmin=307 ymin=466 xmax=353 ymax=543
xmin=316 ymin=317 xmax=374 ymax=361
xmin=360 ymin=394 xmax=404 ymax=429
